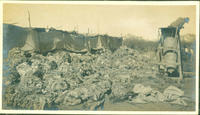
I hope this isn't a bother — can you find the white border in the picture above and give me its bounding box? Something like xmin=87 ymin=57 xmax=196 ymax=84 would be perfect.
xmin=0 ymin=0 xmax=3 ymax=112
xmin=195 ymin=2 xmax=199 ymax=114
xmin=0 ymin=1 xmax=199 ymax=5
xmin=0 ymin=1 xmax=199 ymax=115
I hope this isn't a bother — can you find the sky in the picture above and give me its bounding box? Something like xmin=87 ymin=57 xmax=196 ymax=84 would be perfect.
xmin=3 ymin=3 xmax=196 ymax=41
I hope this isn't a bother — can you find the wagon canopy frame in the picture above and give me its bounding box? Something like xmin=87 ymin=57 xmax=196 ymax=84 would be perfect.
xmin=157 ymin=27 xmax=183 ymax=80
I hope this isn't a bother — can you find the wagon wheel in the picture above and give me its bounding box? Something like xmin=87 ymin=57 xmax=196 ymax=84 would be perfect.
xmin=167 ymin=68 xmax=179 ymax=77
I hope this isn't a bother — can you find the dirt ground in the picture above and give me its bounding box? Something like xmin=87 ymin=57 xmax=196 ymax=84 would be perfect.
xmin=103 ymin=77 xmax=196 ymax=111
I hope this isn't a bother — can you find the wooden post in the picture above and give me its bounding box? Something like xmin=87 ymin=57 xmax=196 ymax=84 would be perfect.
xmin=88 ymin=28 xmax=90 ymax=35
xmin=27 ymin=10 xmax=32 ymax=29
xmin=177 ymin=31 xmax=183 ymax=80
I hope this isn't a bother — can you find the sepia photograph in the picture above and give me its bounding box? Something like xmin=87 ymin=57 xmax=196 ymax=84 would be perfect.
xmin=0 ymin=1 xmax=199 ymax=114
